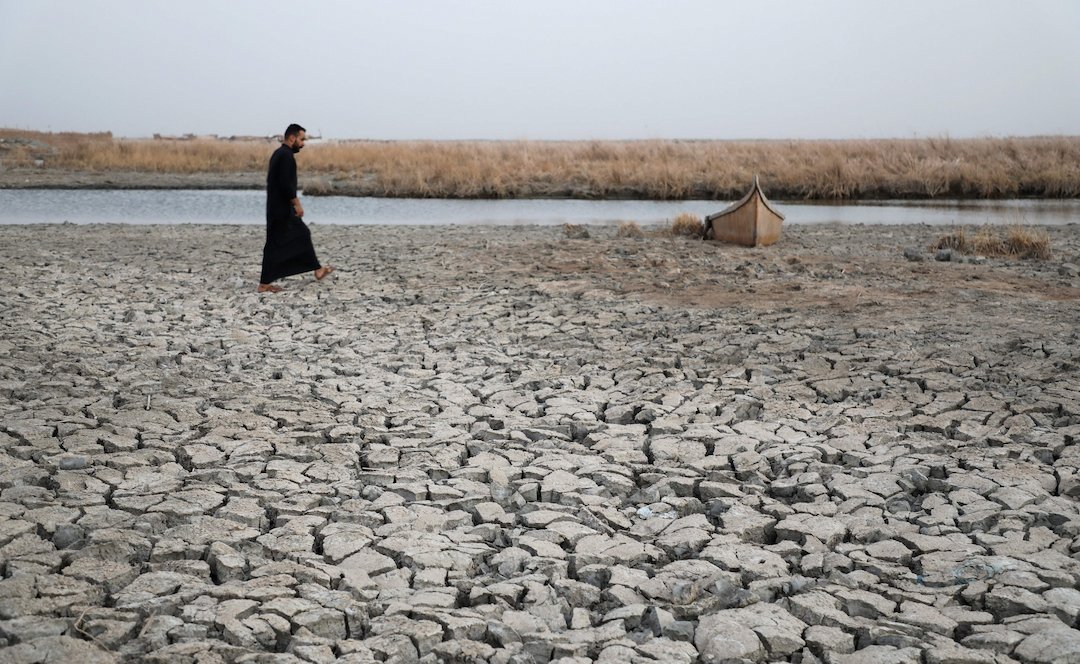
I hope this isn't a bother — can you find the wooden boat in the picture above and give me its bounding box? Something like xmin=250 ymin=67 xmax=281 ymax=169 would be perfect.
xmin=704 ymin=176 xmax=785 ymax=246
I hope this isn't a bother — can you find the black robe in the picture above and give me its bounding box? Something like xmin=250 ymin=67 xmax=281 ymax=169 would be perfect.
xmin=259 ymin=144 xmax=321 ymax=284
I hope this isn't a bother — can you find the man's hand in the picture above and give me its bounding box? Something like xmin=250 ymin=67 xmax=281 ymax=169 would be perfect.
xmin=294 ymin=201 xmax=305 ymax=218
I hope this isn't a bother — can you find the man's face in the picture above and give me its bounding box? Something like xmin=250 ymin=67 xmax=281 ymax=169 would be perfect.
xmin=286 ymin=130 xmax=307 ymax=152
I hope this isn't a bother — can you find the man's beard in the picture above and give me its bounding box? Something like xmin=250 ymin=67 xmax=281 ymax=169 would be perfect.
xmin=291 ymin=144 xmax=302 ymax=154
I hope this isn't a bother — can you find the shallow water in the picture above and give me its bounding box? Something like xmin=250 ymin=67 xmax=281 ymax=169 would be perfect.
xmin=1 ymin=189 xmax=1078 ymax=226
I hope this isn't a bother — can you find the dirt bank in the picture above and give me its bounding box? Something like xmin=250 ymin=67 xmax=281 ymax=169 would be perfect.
xmin=0 ymin=168 xmax=265 ymax=190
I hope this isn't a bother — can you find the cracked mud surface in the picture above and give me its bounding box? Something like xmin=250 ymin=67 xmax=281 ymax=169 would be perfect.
xmin=2 ymin=222 xmax=1080 ymax=664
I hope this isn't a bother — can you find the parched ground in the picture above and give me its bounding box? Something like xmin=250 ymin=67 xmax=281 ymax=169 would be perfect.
xmin=1 ymin=222 xmax=1080 ymax=664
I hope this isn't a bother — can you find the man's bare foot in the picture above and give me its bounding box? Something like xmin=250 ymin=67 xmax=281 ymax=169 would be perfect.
xmin=315 ymin=267 xmax=336 ymax=280
xmin=258 ymin=284 xmax=283 ymax=293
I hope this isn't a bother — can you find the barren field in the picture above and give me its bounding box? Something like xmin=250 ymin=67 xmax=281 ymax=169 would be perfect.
xmin=2 ymin=223 xmax=1080 ymax=664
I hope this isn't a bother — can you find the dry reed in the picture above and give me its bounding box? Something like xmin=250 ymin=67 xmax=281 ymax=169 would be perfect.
xmin=646 ymin=213 xmax=705 ymax=240
xmin=302 ymin=178 xmax=334 ymax=196
xmin=932 ymin=224 xmax=1053 ymax=260
xmin=671 ymin=213 xmax=705 ymax=238
xmin=934 ymin=227 xmax=968 ymax=252
xmin=618 ymin=221 xmax=644 ymax=238
xmin=4 ymin=129 xmax=1080 ymax=200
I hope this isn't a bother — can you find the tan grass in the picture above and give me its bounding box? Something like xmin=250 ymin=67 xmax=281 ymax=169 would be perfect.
xmin=648 ymin=213 xmax=705 ymax=239
xmin=4 ymin=129 xmax=1080 ymax=200
xmin=933 ymin=227 xmax=969 ymax=252
xmin=618 ymin=221 xmax=644 ymax=238
xmin=302 ymin=178 xmax=334 ymax=196
xmin=973 ymin=226 xmax=1006 ymax=256
xmin=671 ymin=213 xmax=704 ymax=238
xmin=933 ymin=224 xmax=1053 ymax=260
xmin=1001 ymin=224 xmax=1053 ymax=260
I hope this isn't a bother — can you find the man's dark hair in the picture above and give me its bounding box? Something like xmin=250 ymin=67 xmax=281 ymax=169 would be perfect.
xmin=284 ymin=124 xmax=306 ymax=139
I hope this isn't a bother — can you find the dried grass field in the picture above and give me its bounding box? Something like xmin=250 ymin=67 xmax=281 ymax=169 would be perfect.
xmin=2 ymin=128 xmax=1080 ymax=200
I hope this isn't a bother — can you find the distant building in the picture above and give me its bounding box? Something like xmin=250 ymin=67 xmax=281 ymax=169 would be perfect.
xmin=152 ymin=133 xmax=316 ymax=144
xmin=225 ymin=135 xmax=279 ymax=143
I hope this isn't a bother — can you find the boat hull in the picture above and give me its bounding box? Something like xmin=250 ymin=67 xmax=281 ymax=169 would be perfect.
xmin=705 ymin=177 xmax=784 ymax=246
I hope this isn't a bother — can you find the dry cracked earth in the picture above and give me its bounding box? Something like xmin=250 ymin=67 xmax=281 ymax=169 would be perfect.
xmin=2 ymin=222 xmax=1080 ymax=664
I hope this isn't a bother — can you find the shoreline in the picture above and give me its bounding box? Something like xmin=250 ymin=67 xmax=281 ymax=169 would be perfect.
xmin=3 ymin=169 xmax=1079 ymax=201
xmin=0 ymin=169 xmax=266 ymax=191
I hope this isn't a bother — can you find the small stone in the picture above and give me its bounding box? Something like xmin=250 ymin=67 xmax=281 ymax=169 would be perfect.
xmin=830 ymin=645 xmax=922 ymax=664
xmin=695 ymin=614 xmax=764 ymax=663
xmin=663 ymin=620 xmax=696 ymax=642
xmin=923 ymin=643 xmax=997 ymax=664
xmin=804 ymin=625 xmax=855 ymax=657
xmin=961 ymin=629 xmax=1026 ymax=655
xmin=292 ymin=608 xmax=347 ymax=640
xmin=865 ymin=539 xmax=912 ymax=564
xmin=4 ymin=635 xmax=119 ymax=663
xmin=904 ymin=247 xmax=926 ymax=262
xmin=1013 ymin=627 xmax=1080 ymax=664
xmin=985 ymin=586 xmax=1049 ymax=620
xmin=340 ymin=548 xmax=397 ymax=577
xmin=569 ymin=608 xmax=592 ymax=630
xmin=1043 ymin=587 xmax=1080 ymax=626
xmin=897 ymin=601 xmax=958 ymax=637
xmin=774 ymin=514 xmax=847 ymax=547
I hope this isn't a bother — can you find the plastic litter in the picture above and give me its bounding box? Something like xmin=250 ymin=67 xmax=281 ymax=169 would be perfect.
xmin=917 ymin=560 xmax=1009 ymax=588
xmin=636 ymin=506 xmax=676 ymax=519
xmin=58 ymin=455 xmax=89 ymax=471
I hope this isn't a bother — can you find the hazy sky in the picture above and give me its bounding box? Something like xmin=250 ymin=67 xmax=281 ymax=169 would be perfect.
xmin=3 ymin=1 xmax=1078 ymax=140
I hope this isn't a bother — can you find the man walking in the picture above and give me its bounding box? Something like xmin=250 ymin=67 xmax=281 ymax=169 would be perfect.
xmin=258 ymin=123 xmax=334 ymax=293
